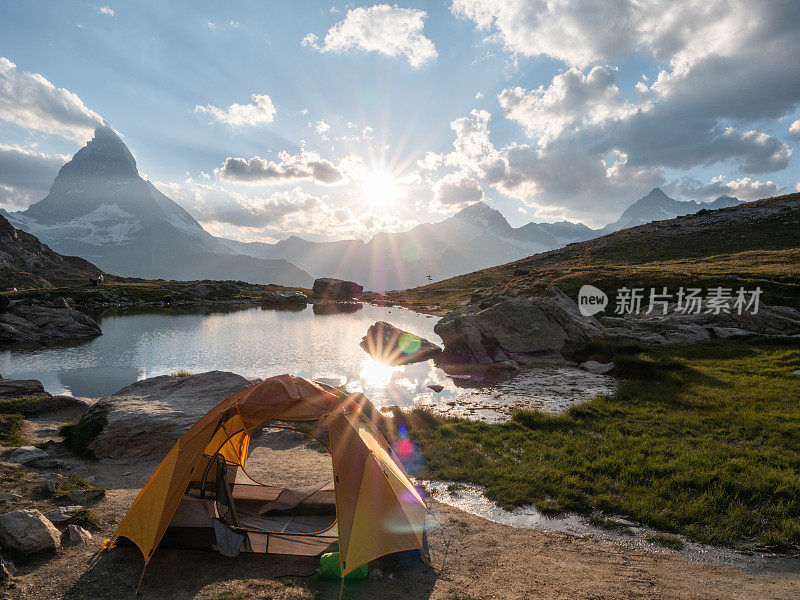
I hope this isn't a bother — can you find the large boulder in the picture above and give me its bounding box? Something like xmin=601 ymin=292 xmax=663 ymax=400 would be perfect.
xmin=0 ymin=378 xmax=48 ymax=399
xmin=360 ymin=322 xmax=442 ymax=365
xmin=88 ymin=371 xmax=254 ymax=461
xmin=0 ymin=304 xmax=101 ymax=345
xmin=435 ymin=299 xmax=568 ymax=364
xmin=312 ymin=278 xmax=363 ymax=300
xmin=0 ymin=510 xmax=61 ymax=555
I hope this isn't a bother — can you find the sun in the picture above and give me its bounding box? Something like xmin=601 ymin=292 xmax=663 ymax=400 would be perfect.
xmin=361 ymin=168 xmax=401 ymax=209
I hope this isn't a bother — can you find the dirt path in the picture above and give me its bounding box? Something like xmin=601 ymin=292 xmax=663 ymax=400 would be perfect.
xmin=3 ymin=423 xmax=799 ymax=600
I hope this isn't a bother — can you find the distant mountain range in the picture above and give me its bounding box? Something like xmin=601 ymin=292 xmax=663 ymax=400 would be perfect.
xmin=1 ymin=126 xmax=743 ymax=290
xmin=1 ymin=126 xmax=312 ymax=286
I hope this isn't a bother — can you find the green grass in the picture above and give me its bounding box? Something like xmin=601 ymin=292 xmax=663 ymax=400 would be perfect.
xmin=0 ymin=395 xmax=52 ymax=417
xmin=170 ymin=369 xmax=194 ymax=377
xmin=0 ymin=394 xmax=53 ymax=446
xmin=69 ymin=508 xmax=97 ymax=529
xmin=58 ymin=406 xmax=107 ymax=455
xmin=646 ymin=533 xmax=685 ymax=550
xmin=396 ymin=338 xmax=800 ymax=550
xmin=52 ymin=474 xmax=97 ymax=498
xmin=0 ymin=414 xmax=28 ymax=446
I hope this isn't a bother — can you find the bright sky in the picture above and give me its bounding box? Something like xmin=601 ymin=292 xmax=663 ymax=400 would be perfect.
xmin=1 ymin=1 xmax=799 ymax=242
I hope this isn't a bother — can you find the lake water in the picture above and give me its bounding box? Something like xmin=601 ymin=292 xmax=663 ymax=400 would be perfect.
xmin=0 ymin=304 xmax=614 ymax=418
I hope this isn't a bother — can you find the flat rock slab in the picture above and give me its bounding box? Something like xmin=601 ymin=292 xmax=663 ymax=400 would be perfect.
xmin=360 ymin=321 xmax=442 ymax=365
xmin=0 ymin=304 xmax=101 ymax=345
xmin=88 ymin=371 xmax=254 ymax=461
xmin=0 ymin=378 xmax=48 ymax=399
xmin=45 ymin=506 xmax=83 ymax=524
xmin=7 ymin=446 xmax=48 ymax=464
xmin=0 ymin=509 xmax=61 ymax=555
xmin=580 ymin=361 xmax=615 ymax=375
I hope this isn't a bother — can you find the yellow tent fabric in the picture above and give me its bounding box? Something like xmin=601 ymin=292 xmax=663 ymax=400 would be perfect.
xmin=114 ymin=374 xmax=428 ymax=576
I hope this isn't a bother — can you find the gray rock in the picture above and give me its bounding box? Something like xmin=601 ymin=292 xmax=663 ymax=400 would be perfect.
xmin=88 ymin=371 xmax=253 ymax=460
xmin=435 ymin=298 xmax=570 ymax=365
xmin=427 ymin=384 xmax=444 ymax=393
xmin=261 ymin=290 xmax=307 ymax=309
xmin=63 ymin=489 xmax=105 ymax=504
xmin=0 ymin=493 xmax=21 ymax=501
xmin=0 ymin=509 xmax=61 ymax=555
xmin=580 ymin=361 xmax=615 ymax=375
xmin=0 ymin=378 xmax=48 ymax=399
xmin=64 ymin=524 xmax=92 ymax=546
xmin=44 ymin=506 xmax=83 ymax=524
xmin=7 ymin=446 xmax=48 ymax=464
xmin=0 ymin=304 xmax=101 ymax=345
xmin=312 ymin=278 xmax=363 ymax=300
xmin=360 ymin=321 xmax=442 ymax=365
xmin=495 ymin=360 xmax=521 ymax=371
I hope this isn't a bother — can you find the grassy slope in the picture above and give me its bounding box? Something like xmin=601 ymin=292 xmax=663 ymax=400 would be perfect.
xmin=368 ymin=192 xmax=800 ymax=311
xmin=395 ymin=338 xmax=800 ymax=549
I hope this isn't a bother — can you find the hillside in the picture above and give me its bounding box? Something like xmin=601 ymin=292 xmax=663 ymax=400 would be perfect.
xmin=372 ymin=192 xmax=800 ymax=311
xmin=0 ymin=212 xmax=104 ymax=291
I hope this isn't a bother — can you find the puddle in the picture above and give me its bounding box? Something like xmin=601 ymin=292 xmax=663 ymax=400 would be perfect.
xmin=416 ymin=365 xmax=616 ymax=422
xmin=420 ymin=480 xmax=800 ymax=575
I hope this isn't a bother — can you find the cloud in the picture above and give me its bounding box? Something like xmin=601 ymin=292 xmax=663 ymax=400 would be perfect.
xmin=98 ymin=6 xmax=114 ymax=16
xmin=304 ymin=4 xmax=437 ymax=68
xmin=430 ymin=173 xmax=485 ymax=212
xmin=0 ymin=57 xmax=103 ymax=142
xmin=315 ymin=120 xmax=331 ymax=134
xmin=790 ymin=119 xmax=800 ymax=141
xmin=158 ymin=180 xmax=417 ymax=241
xmin=498 ymin=66 xmax=634 ymax=141
xmin=667 ymin=175 xmax=781 ymax=202
xmin=194 ymin=93 xmax=276 ymax=127
xmin=451 ymin=0 xmax=765 ymax=69
xmin=0 ymin=144 xmax=69 ymax=208
xmin=215 ymin=148 xmax=345 ymax=185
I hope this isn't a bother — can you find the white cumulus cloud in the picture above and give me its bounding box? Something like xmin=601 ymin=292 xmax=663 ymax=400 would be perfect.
xmin=789 ymin=119 xmax=800 ymax=141
xmin=0 ymin=57 xmax=103 ymax=143
xmin=303 ymin=4 xmax=437 ymax=68
xmin=195 ymin=93 xmax=276 ymax=127
xmin=215 ymin=148 xmax=345 ymax=185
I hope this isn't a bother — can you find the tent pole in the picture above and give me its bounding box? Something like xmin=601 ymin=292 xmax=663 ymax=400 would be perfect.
xmin=134 ymin=562 xmax=148 ymax=594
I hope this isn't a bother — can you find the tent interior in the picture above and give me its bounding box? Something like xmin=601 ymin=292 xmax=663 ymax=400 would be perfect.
xmin=161 ymin=425 xmax=340 ymax=557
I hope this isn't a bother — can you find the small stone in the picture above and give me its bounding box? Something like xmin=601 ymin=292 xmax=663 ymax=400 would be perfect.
xmin=427 ymin=384 xmax=444 ymax=393
xmin=7 ymin=446 xmax=48 ymax=465
xmin=0 ymin=509 xmax=61 ymax=555
xmin=64 ymin=524 xmax=92 ymax=546
xmin=121 ymin=472 xmax=132 ymax=477
xmin=580 ymin=360 xmax=615 ymax=375
xmin=495 ymin=360 xmax=521 ymax=371
xmin=63 ymin=488 xmax=105 ymax=504
xmin=45 ymin=506 xmax=83 ymax=524
xmin=792 ymin=369 xmax=800 ymax=377
xmin=369 ymin=568 xmax=384 ymax=579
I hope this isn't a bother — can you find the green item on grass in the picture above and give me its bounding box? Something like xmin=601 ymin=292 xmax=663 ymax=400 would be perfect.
xmin=316 ymin=551 xmax=369 ymax=580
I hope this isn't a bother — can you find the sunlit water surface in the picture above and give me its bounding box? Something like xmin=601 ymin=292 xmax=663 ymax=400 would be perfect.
xmin=0 ymin=304 xmax=613 ymax=419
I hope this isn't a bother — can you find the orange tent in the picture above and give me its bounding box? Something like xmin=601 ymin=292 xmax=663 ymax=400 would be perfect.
xmin=114 ymin=374 xmax=428 ymax=579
